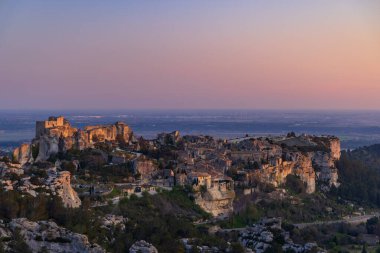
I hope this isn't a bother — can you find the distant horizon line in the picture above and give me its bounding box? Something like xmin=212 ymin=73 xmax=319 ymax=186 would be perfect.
xmin=1 ymin=108 xmax=380 ymax=113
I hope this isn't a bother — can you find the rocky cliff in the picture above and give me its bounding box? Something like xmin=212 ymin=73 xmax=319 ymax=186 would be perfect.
xmin=12 ymin=143 xmax=33 ymax=165
xmin=252 ymin=156 xmax=316 ymax=194
xmin=84 ymin=122 xmax=132 ymax=145
xmin=1 ymin=168 xmax=81 ymax=208
xmin=47 ymin=171 xmax=81 ymax=208
xmin=233 ymin=135 xmax=341 ymax=193
xmin=194 ymin=187 xmax=235 ymax=217
xmin=13 ymin=116 xmax=134 ymax=164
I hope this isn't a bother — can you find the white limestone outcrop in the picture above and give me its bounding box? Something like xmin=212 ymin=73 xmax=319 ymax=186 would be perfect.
xmin=129 ymin=240 xmax=158 ymax=253
xmin=0 ymin=218 xmax=105 ymax=253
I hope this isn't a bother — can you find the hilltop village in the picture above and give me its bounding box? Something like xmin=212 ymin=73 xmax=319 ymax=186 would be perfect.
xmin=10 ymin=116 xmax=340 ymax=215
xmin=1 ymin=116 xmax=371 ymax=253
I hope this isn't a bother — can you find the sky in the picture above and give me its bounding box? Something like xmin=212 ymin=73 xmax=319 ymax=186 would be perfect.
xmin=0 ymin=1 xmax=379 ymax=110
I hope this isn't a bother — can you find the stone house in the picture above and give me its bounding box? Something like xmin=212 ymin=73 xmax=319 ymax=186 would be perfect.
xmin=187 ymin=172 xmax=212 ymax=190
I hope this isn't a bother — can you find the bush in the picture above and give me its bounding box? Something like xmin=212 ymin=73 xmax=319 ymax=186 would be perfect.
xmin=31 ymin=144 xmax=39 ymax=160
xmin=285 ymin=175 xmax=306 ymax=194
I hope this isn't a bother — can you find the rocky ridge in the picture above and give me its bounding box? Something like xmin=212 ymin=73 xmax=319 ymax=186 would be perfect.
xmin=0 ymin=166 xmax=81 ymax=208
xmin=194 ymin=186 xmax=235 ymax=218
xmin=13 ymin=116 xmax=134 ymax=164
xmin=232 ymin=135 xmax=341 ymax=194
xmin=46 ymin=169 xmax=81 ymax=208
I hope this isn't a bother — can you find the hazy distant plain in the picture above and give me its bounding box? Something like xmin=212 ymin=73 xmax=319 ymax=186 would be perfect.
xmin=1 ymin=110 xmax=380 ymax=150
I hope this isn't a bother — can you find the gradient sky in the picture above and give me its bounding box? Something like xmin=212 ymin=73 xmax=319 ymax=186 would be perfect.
xmin=0 ymin=1 xmax=379 ymax=110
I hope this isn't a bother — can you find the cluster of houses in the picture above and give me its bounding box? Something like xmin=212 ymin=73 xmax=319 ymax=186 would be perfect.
xmin=102 ymin=130 xmax=340 ymax=204
xmin=8 ymin=116 xmax=341 ymax=216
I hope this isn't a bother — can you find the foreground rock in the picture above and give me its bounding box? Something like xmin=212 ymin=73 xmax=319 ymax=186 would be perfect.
xmin=239 ymin=218 xmax=325 ymax=253
xmin=101 ymin=214 xmax=127 ymax=231
xmin=129 ymin=240 xmax=158 ymax=253
xmin=0 ymin=218 xmax=105 ymax=253
xmin=1 ymin=168 xmax=81 ymax=208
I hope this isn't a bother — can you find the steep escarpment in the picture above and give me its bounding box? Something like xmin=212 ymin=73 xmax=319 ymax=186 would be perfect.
xmin=14 ymin=116 xmax=134 ymax=164
xmin=47 ymin=171 xmax=81 ymax=208
xmin=1 ymin=167 xmax=81 ymax=208
xmin=12 ymin=143 xmax=33 ymax=165
xmin=231 ymin=135 xmax=341 ymax=193
xmin=188 ymin=172 xmax=235 ymax=217
xmin=194 ymin=187 xmax=235 ymax=218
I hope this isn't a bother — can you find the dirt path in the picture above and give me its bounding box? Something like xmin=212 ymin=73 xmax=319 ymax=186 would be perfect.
xmin=217 ymin=213 xmax=380 ymax=233
xmin=294 ymin=213 xmax=380 ymax=229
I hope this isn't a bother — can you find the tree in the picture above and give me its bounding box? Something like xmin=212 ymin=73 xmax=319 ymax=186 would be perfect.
xmin=92 ymin=134 xmax=99 ymax=143
xmin=190 ymin=246 xmax=200 ymax=253
xmin=62 ymin=161 xmax=77 ymax=174
xmin=230 ymin=242 xmax=245 ymax=253
xmin=0 ymin=156 xmax=10 ymax=163
xmin=31 ymin=144 xmax=40 ymax=160
xmin=285 ymin=174 xmax=306 ymax=194
xmin=362 ymin=244 xmax=367 ymax=253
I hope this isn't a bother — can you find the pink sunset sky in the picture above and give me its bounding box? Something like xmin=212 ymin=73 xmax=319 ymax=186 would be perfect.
xmin=0 ymin=1 xmax=379 ymax=110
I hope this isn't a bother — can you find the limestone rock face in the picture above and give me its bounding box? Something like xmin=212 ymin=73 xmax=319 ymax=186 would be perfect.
xmin=249 ymin=154 xmax=315 ymax=194
xmin=194 ymin=187 xmax=235 ymax=217
xmin=313 ymin=137 xmax=341 ymax=187
xmin=253 ymin=161 xmax=293 ymax=188
xmin=329 ymin=138 xmax=341 ymax=160
xmin=0 ymin=218 xmax=105 ymax=253
xmin=1 ymin=166 xmax=81 ymax=208
xmin=14 ymin=116 xmax=134 ymax=163
xmin=12 ymin=143 xmax=33 ymax=165
xmin=157 ymin=130 xmax=180 ymax=145
xmin=101 ymin=214 xmax=127 ymax=231
xmin=36 ymin=136 xmax=59 ymax=161
xmin=48 ymin=171 xmax=81 ymax=208
xmin=312 ymin=151 xmax=339 ymax=187
xmin=133 ymin=156 xmax=158 ymax=181
xmin=187 ymin=172 xmax=235 ymax=217
xmin=293 ymin=155 xmax=316 ymax=194
xmin=85 ymin=121 xmax=132 ymax=144
xmin=234 ymin=135 xmax=341 ymax=193
xmin=239 ymin=218 xmax=324 ymax=253
xmin=129 ymin=240 xmax=158 ymax=253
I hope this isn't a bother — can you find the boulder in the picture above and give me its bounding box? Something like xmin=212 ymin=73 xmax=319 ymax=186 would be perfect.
xmin=129 ymin=240 xmax=158 ymax=253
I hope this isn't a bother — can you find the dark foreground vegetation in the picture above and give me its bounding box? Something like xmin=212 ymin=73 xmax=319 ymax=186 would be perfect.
xmin=0 ymin=187 xmax=233 ymax=253
xmin=333 ymin=145 xmax=380 ymax=207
